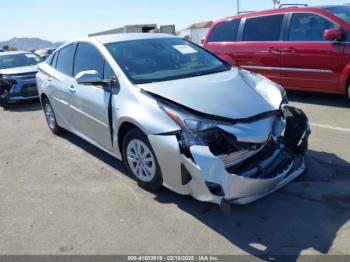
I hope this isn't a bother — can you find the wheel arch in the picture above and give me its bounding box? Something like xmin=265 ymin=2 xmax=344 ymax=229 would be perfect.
xmin=117 ymin=121 xmax=145 ymax=159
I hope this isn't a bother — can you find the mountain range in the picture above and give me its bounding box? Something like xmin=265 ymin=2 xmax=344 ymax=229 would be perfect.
xmin=0 ymin=37 xmax=64 ymax=50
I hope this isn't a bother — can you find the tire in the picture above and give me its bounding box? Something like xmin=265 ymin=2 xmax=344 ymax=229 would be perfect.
xmin=122 ymin=128 xmax=163 ymax=191
xmin=347 ymin=83 xmax=350 ymax=101
xmin=43 ymin=98 xmax=64 ymax=135
xmin=0 ymin=98 xmax=9 ymax=109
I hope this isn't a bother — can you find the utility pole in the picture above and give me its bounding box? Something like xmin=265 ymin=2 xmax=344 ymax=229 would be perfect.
xmin=236 ymin=0 xmax=240 ymax=14
xmin=272 ymin=0 xmax=281 ymax=9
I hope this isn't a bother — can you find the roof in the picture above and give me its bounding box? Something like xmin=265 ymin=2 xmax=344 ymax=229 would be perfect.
xmin=217 ymin=5 xmax=348 ymax=23
xmin=186 ymin=21 xmax=213 ymax=30
xmin=0 ymin=50 xmax=31 ymax=56
xmin=92 ymin=33 xmax=176 ymax=44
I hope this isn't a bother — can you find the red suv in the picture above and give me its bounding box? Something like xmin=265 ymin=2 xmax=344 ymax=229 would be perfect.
xmin=204 ymin=5 xmax=350 ymax=100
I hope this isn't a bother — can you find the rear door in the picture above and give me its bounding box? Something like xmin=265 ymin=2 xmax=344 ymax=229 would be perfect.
xmin=47 ymin=44 xmax=76 ymax=130
xmin=234 ymin=14 xmax=286 ymax=84
xmin=204 ymin=18 xmax=241 ymax=65
xmin=279 ymin=12 xmax=344 ymax=91
xmin=70 ymin=42 xmax=113 ymax=151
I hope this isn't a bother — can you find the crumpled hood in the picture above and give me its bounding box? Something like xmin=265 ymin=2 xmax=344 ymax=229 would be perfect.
xmin=139 ymin=68 xmax=283 ymax=120
xmin=0 ymin=65 xmax=38 ymax=76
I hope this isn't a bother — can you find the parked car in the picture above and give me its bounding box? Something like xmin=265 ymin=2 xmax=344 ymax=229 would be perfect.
xmin=35 ymin=48 xmax=55 ymax=60
xmin=204 ymin=5 xmax=350 ymax=100
xmin=36 ymin=33 xmax=310 ymax=207
xmin=0 ymin=51 xmax=43 ymax=108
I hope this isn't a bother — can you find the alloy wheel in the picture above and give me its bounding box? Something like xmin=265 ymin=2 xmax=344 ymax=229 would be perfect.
xmin=45 ymin=102 xmax=56 ymax=130
xmin=126 ymin=139 xmax=157 ymax=183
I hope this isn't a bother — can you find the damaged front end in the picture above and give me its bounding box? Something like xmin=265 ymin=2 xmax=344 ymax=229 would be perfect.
xmin=154 ymin=99 xmax=310 ymax=206
xmin=0 ymin=72 xmax=38 ymax=108
xmin=0 ymin=75 xmax=15 ymax=108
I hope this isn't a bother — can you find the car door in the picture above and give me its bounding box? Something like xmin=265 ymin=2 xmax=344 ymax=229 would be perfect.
xmin=234 ymin=14 xmax=286 ymax=84
xmin=47 ymin=44 xmax=76 ymax=130
xmin=204 ymin=18 xmax=241 ymax=65
xmin=279 ymin=12 xmax=344 ymax=91
xmin=70 ymin=42 xmax=113 ymax=151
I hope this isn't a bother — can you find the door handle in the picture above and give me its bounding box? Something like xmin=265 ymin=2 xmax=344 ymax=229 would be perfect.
xmin=268 ymin=47 xmax=280 ymax=53
xmin=281 ymin=47 xmax=296 ymax=53
xmin=47 ymin=76 xmax=52 ymax=82
xmin=68 ymin=85 xmax=76 ymax=93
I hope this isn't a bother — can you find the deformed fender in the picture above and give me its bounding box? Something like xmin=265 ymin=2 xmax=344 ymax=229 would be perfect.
xmin=148 ymin=134 xmax=191 ymax=195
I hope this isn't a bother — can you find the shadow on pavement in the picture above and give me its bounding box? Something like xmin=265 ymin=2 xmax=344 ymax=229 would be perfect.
xmin=3 ymin=99 xmax=42 ymax=112
xmin=287 ymin=91 xmax=350 ymax=109
xmin=59 ymin=132 xmax=350 ymax=260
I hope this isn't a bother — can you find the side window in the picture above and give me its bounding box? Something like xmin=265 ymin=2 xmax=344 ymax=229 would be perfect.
xmin=103 ymin=62 xmax=115 ymax=80
xmin=243 ymin=14 xmax=285 ymax=41
xmin=56 ymin=44 xmax=76 ymax=76
xmin=208 ymin=19 xmax=241 ymax=42
xmin=51 ymin=52 xmax=58 ymax=68
xmin=46 ymin=53 xmax=55 ymax=65
xmin=289 ymin=13 xmax=337 ymax=42
xmin=74 ymin=43 xmax=104 ymax=77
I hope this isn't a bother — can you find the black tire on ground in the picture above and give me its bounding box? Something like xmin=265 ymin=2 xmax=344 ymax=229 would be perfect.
xmin=122 ymin=128 xmax=163 ymax=191
xmin=42 ymin=98 xmax=64 ymax=135
xmin=0 ymin=98 xmax=9 ymax=109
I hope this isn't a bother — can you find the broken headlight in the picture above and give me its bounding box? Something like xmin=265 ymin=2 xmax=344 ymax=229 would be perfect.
xmin=159 ymin=101 xmax=259 ymax=157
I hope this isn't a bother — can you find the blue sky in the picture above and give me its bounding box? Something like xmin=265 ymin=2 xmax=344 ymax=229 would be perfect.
xmin=1 ymin=0 xmax=349 ymax=42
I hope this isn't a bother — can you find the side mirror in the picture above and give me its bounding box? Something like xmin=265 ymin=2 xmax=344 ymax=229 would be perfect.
xmin=324 ymin=28 xmax=343 ymax=41
xmin=75 ymin=70 xmax=105 ymax=86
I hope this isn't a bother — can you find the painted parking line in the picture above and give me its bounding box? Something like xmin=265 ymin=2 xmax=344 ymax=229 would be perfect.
xmin=311 ymin=123 xmax=350 ymax=133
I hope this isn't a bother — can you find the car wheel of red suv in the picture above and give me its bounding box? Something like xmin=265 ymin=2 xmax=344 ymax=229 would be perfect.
xmin=348 ymin=84 xmax=350 ymax=101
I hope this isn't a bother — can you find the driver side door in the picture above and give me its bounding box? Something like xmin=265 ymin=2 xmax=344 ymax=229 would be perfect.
xmin=279 ymin=12 xmax=344 ymax=92
xmin=70 ymin=42 xmax=114 ymax=151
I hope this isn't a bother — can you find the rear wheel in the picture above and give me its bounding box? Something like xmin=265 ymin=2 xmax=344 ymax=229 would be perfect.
xmin=43 ymin=98 xmax=64 ymax=134
xmin=122 ymin=129 xmax=163 ymax=191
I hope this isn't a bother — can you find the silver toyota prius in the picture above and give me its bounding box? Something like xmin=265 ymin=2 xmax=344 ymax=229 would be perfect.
xmin=36 ymin=33 xmax=310 ymax=207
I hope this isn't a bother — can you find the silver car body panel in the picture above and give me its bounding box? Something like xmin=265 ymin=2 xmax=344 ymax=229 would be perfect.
xmin=139 ymin=69 xmax=282 ymax=120
xmin=36 ymin=33 xmax=308 ymax=205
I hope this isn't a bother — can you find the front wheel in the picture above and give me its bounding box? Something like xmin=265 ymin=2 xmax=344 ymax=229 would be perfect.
xmin=0 ymin=98 xmax=9 ymax=109
xmin=122 ymin=129 xmax=163 ymax=191
xmin=43 ymin=98 xmax=64 ymax=134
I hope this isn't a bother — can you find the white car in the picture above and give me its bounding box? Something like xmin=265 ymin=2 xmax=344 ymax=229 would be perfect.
xmin=36 ymin=33 xmax=310 ymax=208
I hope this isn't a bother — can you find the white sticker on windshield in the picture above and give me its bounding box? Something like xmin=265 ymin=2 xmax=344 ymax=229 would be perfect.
xmin=173 ymin=45 xmax=198 ymax=54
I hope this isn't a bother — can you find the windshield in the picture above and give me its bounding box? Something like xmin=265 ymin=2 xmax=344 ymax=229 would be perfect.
xmin=0 ymin=53 xmax=43 ymax=70
xmin=106 ymin=38 xmax=230 ymax=84
xmin=325 ymin=6 xmax=350 ymax=24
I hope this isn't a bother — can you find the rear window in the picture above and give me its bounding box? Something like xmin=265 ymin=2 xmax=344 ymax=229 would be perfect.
xmin=243 ymin=14 xmax=284 ymax=41
xmin=208 ymin=19 xmax=240 ymax=42
xmin=56 ymin=44 xmax=76 ymax=76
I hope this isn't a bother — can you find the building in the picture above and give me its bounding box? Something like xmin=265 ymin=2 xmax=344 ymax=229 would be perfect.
xmin=89 ymin=24 xmax=176 ymax=37
xmin=177 ymin=21 xmax=213 ymax=45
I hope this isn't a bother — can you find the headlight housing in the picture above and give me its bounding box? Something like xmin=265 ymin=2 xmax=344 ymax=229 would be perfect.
xmin=158 ymin=100 xmax=261 ymax=156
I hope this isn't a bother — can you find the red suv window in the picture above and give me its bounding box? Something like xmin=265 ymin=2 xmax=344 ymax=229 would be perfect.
xmin=242 ymin=14 xmax=285 ymax=41
xmin=207 ymin=19 xmax=240 ymax=42
xmin=289 ymin=13 xmax=337 ymax=42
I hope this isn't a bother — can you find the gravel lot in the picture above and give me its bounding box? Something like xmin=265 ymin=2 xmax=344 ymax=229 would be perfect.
xmin=0 ymin=91 xmax=349 ymax=258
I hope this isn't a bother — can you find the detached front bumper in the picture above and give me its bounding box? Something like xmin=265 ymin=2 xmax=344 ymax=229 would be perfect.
xmin=1 ymin=79 xmax=38 ymax=104
xmin=149 ymin=106 xmax=310 ymax=206
xmin=182 ymin=145 xmax=305 ymax=205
